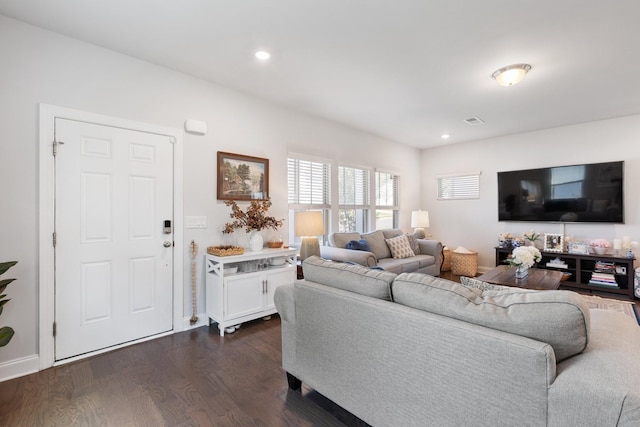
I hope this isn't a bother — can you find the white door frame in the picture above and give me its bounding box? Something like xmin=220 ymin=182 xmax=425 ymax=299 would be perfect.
xmin=38 ymin=104 xmax=184 ymax=369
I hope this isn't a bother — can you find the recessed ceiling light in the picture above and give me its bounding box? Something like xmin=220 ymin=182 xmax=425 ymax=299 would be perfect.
xmin=441 ymin=134 xmax=450 ymax=139
xmin=492 ymin=64 xmax=532 ymax=86
xmin=255 ymin=50 xmax=271 ymax=60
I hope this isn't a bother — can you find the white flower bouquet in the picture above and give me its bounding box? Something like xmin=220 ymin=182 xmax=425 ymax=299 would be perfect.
xmin=510 ymin=246 xmax=542 ymax=268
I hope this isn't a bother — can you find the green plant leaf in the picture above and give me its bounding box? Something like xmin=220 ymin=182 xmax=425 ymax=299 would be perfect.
xmin=0 ymin=261 xmax=17 ymax=276
xmin=0 ymin=326 xmax=15 ymax=347
xmin=0 ymin=278 xmax=16 ymax=293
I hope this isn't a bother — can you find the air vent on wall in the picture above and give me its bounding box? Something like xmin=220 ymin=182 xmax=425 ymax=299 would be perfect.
xmin=464 ymin=116 xmax=485 ymax=125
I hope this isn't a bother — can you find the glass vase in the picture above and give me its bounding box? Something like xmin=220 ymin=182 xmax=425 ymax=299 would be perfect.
xmin=515 ymin=264 xmax=529 ymax=279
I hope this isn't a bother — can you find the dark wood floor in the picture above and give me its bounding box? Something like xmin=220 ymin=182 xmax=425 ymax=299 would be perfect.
xmin=0 ymin=317 xmax=368 ymax=427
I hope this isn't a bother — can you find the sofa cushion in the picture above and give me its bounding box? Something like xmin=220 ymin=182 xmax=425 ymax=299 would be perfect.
xmin=331 ymin=232 xmax=362 ymax=249
xmin=345 ymin=239 xmax=371 ymax=251
xmin=381 ymin=229 xmax=403 ymax=239
xmin=391 ymin=273 xmax=590 ymax=362
xmin=405 ymin=234 xmax=420 ymax=255
xmin=302 ymin=256 xmax=397 ymax=301
xmin=361 ymin=230 xmax=392 ymax=259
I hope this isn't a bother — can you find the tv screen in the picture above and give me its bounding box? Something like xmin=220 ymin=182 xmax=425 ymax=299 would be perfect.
xmin=498 ymin=161 xmax=624 ymax=223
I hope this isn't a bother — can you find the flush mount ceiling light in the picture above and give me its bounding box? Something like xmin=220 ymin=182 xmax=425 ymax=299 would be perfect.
xmin=491 ymin=63 xmax=531 ymax=86
xmin=255 ymin=50 xmax=271 ymax=60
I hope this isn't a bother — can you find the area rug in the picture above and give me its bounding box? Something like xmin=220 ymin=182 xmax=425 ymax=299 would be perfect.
xmin=581 ymin=294 xmax=639 ymax=325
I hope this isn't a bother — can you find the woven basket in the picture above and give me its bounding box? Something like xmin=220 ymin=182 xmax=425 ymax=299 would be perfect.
xmin=442 ymin=247 xmax=451 ymax=272
xmin=207 ymin=245 xmax=245 ymax=256
xmin=451 ymin=250 xmax=478 ymax=276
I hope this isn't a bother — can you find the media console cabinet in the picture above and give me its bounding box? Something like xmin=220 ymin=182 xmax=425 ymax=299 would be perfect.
xmin=495 ymin=247 xmax=637 ymax=300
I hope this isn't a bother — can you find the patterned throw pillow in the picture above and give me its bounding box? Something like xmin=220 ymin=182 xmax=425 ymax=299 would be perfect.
xmin=405 ymin=234 xmax=420 ymax=255
xmin=385 ymin=235 xmax=416 ymax=259
xmin=460 ymin=276 xmax=508 ymax=292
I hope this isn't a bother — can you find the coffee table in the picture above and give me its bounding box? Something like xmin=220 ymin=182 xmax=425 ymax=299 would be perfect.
xmin=476 ymin=265 xmax=564 ymax=290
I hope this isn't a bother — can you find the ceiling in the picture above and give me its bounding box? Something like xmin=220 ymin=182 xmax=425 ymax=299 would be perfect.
xmin=1 ymin=0 xmax=640 ymax=148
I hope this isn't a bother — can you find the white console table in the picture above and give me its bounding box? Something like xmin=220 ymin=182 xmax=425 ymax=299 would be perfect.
xmin=205 ymin=248 xmax=297 ymax=336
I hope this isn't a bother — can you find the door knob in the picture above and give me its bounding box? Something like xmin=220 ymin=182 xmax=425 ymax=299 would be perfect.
xmin=163 ymin=241 xmax=172 ymax=247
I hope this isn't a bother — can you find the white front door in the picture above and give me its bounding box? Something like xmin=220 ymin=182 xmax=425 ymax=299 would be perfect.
xmin=54 ymin=118 xmax=174 ymax=361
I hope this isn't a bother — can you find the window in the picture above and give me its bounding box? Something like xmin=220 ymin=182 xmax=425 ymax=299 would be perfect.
xmin=288 ymin=155 xmax=402 ymax=237
xmin=437 ymin=172 xmax=480 ymax=200
xmin=338 ymin=166 xmax=370 ymax=233
xmin=375 ymin=171 xmax=399 ymax=230
xmin=287 ymin=156 xmax=331 ymax=244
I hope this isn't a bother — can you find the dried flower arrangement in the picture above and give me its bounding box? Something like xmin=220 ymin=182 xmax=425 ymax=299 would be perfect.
xmin=222 ymin=199 xmax=284 ymax=234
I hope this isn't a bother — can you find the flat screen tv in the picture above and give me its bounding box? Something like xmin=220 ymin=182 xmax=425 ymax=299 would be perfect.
xmin=498 ymin=161 xmax=624 ymax=223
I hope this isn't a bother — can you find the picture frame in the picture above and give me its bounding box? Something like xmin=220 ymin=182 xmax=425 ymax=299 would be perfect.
xmin=568 ymin=242 xmax=590 ymax=255
xmin=217 ymin=151 xmax=269 ymax=201
xmin=544 ymin=233 xmax=564 ymax=252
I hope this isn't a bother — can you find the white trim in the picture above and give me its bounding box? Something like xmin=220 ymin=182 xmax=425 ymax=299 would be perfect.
xmin=436 ymin=170 xmax=482 ymax=178
xmin=374 ymin=166 xmax=402 ymax=177
xmin=287 ymin=151 xmax=333 ymax=165
xmin=0 ymin=355 xmax=39 ymax=382
xmin=38 ymin=104 xmax=184 ymax=370
xmin=53 ymin=331 xmax=174 ymax=367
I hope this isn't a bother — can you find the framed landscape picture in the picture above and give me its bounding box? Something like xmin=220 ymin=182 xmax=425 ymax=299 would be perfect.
xmin=217 ymin=151 xmax=269 ymax=201
xmin=544 ymin=233 xmax=564 ymax=252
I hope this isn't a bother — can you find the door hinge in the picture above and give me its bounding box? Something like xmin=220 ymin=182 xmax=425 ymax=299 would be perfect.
xmin=52 ymin=140 xmax=65 ymax=156
xmin=52 ymin=232 xmax=57 ymax=247
xmin=53 ymin=322 xmax=57 ymax=337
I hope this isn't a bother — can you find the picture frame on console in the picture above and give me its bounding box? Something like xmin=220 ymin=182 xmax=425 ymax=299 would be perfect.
xmin=569 ymin=242 xmax=590 ymax=255
xmin=544 ymin=233 xmax=564 ymax=252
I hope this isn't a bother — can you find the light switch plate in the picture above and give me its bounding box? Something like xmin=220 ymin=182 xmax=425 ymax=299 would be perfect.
xmin=186 ymin=216 xmax=207 ymax=229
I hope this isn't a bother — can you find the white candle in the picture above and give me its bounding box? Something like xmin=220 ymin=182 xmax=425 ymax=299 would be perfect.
xmin=613 ymin=239 xmax=622 ymax=250
xmin=623 ymin=236 xmax=631 ymax=249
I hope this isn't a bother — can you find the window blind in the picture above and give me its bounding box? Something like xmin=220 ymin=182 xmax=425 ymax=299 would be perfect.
xmin=287 ymin=157 xmax=331 ymax=209
xmin=375 ymin=171 xmax=399 ymax=208
xmin=437 ymin=173 xmax=480 ymax=200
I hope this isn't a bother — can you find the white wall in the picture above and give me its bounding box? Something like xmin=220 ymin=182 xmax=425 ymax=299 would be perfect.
xmin=422 ymin=115 xmax=640 ymax=270
xmin=0 ymin=15 xmax=422 ymax=379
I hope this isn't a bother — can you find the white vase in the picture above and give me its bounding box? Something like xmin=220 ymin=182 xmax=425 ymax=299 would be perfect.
xmin=249 ymin=231 xmax=264 ymax=251
xmin=515 ymin=264 xmax=529 ymax=279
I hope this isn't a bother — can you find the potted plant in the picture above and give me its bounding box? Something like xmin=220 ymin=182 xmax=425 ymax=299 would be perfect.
xmin=223 ymin=199 xmax=284 ymax=251
xmin=0 ymin=261 xmax=18 ymax=347
xmin=509 ymin=246 xmax=541 ymax=279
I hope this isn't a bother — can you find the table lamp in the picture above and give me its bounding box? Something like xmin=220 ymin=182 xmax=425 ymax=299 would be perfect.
xmin=411 ymin=210 xmax=430 ymax=239
xmin=295 ymin=211 xmax=324 ymax=261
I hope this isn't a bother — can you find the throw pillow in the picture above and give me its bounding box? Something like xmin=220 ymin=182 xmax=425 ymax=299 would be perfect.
xmin=460 ymin=276 xmax=508 ymax=292
xmin=405 ymin=234 xmax=420 ymax=255
xmin=385 ymin=235 xmax=415 ymax=259
xmin=361 ymin=230 xmax=392 ymax=259
xmin=345 ymin=239 xmax=371 ymax=252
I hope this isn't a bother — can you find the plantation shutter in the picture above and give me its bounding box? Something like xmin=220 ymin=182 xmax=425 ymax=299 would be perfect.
xmin=287 ymin=157 xmax=331 ymax=209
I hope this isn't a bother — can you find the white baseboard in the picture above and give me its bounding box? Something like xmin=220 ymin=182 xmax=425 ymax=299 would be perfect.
xmin=0 ymin=354 xmax=40 ymax=383
xmin=182 ymin=312 xmax=208 ymax=330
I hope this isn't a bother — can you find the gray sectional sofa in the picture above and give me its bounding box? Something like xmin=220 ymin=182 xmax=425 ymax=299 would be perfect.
xmin=319 ymin=228 xmax=442 ymax=276
xmin=274 ymin=256 xmax=640 ymax=426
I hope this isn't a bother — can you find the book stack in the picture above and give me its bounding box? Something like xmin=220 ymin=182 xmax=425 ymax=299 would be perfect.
xmin=588 ymin=261 xmax=619 ymax=289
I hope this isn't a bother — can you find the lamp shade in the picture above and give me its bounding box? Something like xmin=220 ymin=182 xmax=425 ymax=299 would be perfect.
xmin=295 ymin=211 xmax=324 ymax=236
xmin=411 ymin=210 xmax=430 ymax=228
